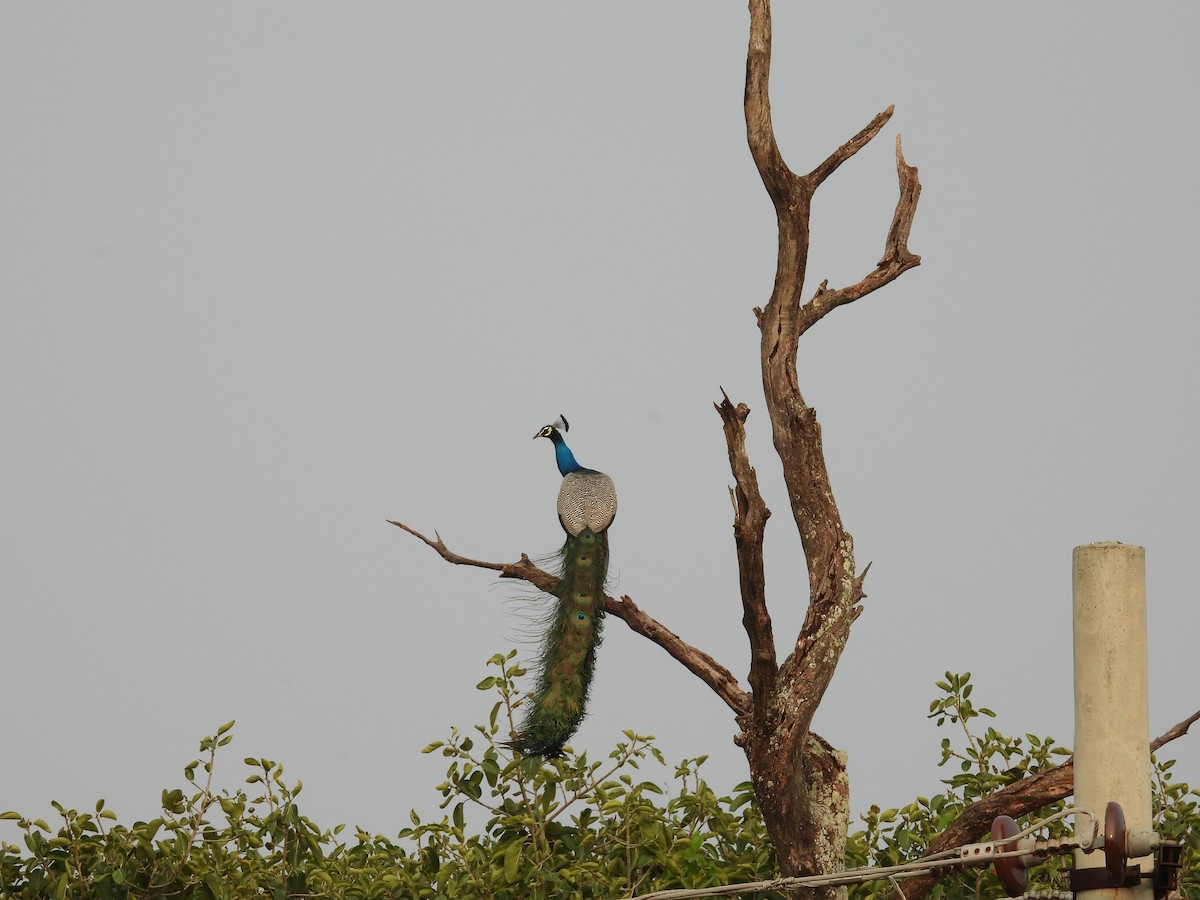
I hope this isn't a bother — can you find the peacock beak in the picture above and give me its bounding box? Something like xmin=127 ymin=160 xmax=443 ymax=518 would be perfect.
xmin=533 ymin=431 xmax=543 ymax=440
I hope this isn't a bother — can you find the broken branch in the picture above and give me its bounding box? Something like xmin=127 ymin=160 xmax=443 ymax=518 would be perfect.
xmin=715 ymin=389 xmax=777 ymax=719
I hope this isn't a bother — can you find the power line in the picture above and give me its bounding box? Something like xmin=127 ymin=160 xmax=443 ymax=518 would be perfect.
xmin=628 ymin=807 xmax=1099 ymax=900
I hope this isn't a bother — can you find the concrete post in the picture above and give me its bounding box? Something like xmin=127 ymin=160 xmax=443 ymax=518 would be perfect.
xmin=1073 ymin=542 xmax=1153 ymax=898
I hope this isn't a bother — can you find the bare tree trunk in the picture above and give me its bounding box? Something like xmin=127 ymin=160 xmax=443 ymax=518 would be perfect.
xmin=726 ymin=0 xmax=919 ymax=889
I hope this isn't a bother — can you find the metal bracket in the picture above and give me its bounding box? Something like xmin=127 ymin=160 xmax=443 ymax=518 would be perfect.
xmin=1153 ymin=841 xmax=1181 ymax=899
xmin=1069 ymin=864 xmax=1141 ymax=892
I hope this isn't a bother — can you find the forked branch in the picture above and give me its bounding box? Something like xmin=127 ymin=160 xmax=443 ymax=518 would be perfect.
xmin=799 ymin=136 xmax=922 ymax=335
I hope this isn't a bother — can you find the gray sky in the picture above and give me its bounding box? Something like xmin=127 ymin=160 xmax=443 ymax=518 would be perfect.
xmin=3 ymin=4 xmax=1199 ymax=840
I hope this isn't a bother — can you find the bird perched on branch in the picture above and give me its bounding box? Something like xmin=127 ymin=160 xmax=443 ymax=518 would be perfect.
xmin=507 ymin=415 xmax=617 ymax=759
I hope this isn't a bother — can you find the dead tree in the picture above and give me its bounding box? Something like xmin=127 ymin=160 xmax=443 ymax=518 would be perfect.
xmin=387 ymin=0 xmax=916 ymax=890
xmin=392 ymin=2 xmax=1198 ymax=897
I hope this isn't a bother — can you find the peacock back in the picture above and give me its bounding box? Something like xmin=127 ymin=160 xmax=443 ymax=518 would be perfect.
xmin=556 ymin=469 xmax=617 ymax=537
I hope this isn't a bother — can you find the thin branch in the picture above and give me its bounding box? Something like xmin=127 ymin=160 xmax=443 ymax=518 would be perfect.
xmin=612 ymin=594 xmax=751 ymax=718
xmin=806 ymin=105 xmax=895 ymax=189
xmin=1151 ymin=707 xmax=1200 ymax=752
xmin=389 ymin=519 xmax=751 ymax=718
xmin=715 ymin=389 xmax=776 ymax=719
xmin=386 ymin=519 xmax=554 ymax=589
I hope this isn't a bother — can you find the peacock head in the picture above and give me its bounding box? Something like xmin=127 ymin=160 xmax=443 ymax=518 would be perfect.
xmin=533 ymin=415 xmax=570 ymax=442
xmin=535 ymin=415 xmax=581 ymax=475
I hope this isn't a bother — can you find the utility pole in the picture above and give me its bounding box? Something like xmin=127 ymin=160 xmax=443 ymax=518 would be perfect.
xmin=1073 ymin=541 xmax=1153 ymax=899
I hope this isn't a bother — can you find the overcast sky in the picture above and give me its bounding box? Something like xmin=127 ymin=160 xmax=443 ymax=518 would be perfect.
xmin=3 ymin=4 xmax=1199 ymax=841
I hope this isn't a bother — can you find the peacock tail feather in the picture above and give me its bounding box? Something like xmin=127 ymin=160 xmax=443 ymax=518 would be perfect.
xmin=506 ymin=527 xmax=608 ymax=759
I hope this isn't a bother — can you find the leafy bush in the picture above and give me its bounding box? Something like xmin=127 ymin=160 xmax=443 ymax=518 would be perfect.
xmin=2 ymin=664 xmax=1193 ymax=899
xmin=1 ymin=652 xmax=777 ymax=899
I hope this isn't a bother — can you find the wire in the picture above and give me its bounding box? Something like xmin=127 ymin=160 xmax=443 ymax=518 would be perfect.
xmin=628 ymin=807 xmax=1101 ymax=900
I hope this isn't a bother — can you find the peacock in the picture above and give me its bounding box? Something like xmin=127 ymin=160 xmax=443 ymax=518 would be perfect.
xmin=507 ymin=415 xmax=617 ymax=759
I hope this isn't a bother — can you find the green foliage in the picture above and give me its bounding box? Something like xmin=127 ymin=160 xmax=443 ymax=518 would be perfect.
xmin=3 ymin=665 xmax=1195 ymax=899
xmin=0 ymin=652 xmax=778 ymax=899
xmin=399 ymin=651 xmax=777 ymax=897
xmin=1152 ymin=752 xmax=1199 ymax=897
xmin=846 ymin=672 xmax=1199 ymax=899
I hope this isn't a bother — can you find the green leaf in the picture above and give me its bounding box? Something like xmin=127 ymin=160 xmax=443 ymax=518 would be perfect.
xmin=217 ymin=720 xmax=235 ymax=737
xmin=0 ymin=811 xmax=21 ymax=820
xmin=421 ymin=742 xmax=444 ymax=754
xmin=203 ymin=871 xmax=224 ymax=899
xmin=503 ymin=838 xmax=524 ymax=883
xmin=542 ymin=778 xmax=558 ymax=811
xmin=162 ymin=788 xmax=185 ymax=813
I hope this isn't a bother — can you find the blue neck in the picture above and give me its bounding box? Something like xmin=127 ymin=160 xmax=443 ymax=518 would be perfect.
xmin=550 ymin=432 xmax=582 ymax=475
